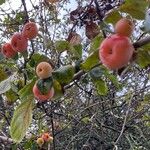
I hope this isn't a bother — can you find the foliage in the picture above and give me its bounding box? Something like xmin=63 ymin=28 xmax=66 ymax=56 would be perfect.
xmin=0 ymin=0 xmax=149 ymax=150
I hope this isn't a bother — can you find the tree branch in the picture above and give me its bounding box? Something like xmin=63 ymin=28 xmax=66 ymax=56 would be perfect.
xmin=21 ymin=0 xmax=29 ymax=23
xmin=0 ymin=136 xmax=13 ymax=143
xmin=65 ymin=36 xmax=150 ymax=85
xmin=94 ymin=0 xmax=106 ymax=38
xmin=133 ymin=36 xmax=150 ymax=49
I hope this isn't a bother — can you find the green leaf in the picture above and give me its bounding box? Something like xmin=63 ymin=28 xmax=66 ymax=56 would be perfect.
xmin=0 ymin=0 xmax=5 ymax=5
xmin=0 ymin=73 xmax=16 ymax=94
xmin=104 ymin=10 xmax=122 ymax=24
xmin=144 ymin=93 xmax=150 ymax=102
xmin=5 ymin=89 xmax=18 ymax=104
xmin=106 ymin=74 xmax=121 ymax=89
xmin=23 ymin=140 xmax=38 ymax=150
xmin=70 ymin=44 xmax=82 ymax=59
xmin=90 ymin=66 xmax=121 ymax=89
xmin=15 ymin=12 xmax=26 ymax=24
xmin=89 ymin=67 xmax=108 ymax=95
xmin=11 ymin=80 xmax=24 ymax=93
xmin=36 ymin=77 xmax=53 ymax=95
xmin=81 ymin=50 xmax=99 ymax=71
xmin=29 ymin=53 xmax=50 ymax=67
xmin=136 ymin=49 xmax=150 ymax=68
xmin=90 ymin=34 xmax=103 ymax=53
xmin=10 ymin=96 xmax=33 ymax=143
xmin=52 ymin=65 xmax=75 ymax=85
xmin=95 ymin=79 xmax=108 ymax=95
xmin=53 ymin=80 xmax=63 ymax=99
xmin=81 ymin=117 xmax=90 ymax=124
xmin=101 ymin=67 xmax=121 ymax=89
xmin=119 ymin=0 xmax=148 ymax=20
xmin=89 ymin=67 xmax=103 ymax=80
xmin=19 ymin=78 xmax=36 ymax=100
xmin=0 ymin=66 xmax=8 ymax=82
xmin=55 ymin=40 xmax=70 ymax=52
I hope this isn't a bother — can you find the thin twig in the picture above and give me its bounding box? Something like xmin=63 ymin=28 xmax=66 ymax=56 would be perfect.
xmin=94 ymin=0 xmax=106 ymax=38
xmin=133 ymin=36 xmax=150 ymax=49
xmin=50 ymin=102 xmax=56 ymax=150
xmin=21 ymin=0 xmax=29 ymax=23
xmin=113 ymin=94 xmax=134 ymax=149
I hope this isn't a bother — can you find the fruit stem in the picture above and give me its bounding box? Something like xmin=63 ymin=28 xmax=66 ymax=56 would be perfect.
xmin=41 ymin=103 xmax=56 ymax=150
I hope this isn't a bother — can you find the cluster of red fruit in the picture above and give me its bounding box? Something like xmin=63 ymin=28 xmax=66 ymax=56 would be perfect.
xmin=1 ymin=22 xmax=38 ymax=58
xmin=99 ymin=18 xmax=135 ymax=70
xmin=36 ymin=132 xmax=53 ymax=147
xmin=33 ymin=62 xmax=54 ymax=102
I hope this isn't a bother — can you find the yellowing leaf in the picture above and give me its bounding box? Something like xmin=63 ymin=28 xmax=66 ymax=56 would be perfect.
xmin=10 ymin=96 xmax=33 ymax=143
xmin=53 ymin=80 xmax=63 ymax=99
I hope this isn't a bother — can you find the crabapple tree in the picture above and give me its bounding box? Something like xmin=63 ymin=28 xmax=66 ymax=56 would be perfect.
xmin=0 ymin=0 xmax=149 ymax=150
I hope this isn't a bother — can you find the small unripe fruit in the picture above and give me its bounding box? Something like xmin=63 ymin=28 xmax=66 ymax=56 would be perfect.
xmin=1 ymin=43 xmax=17 ymax=58
xmin=115 ymin=18 xmax=134 ymax=37
xmin=36 ymin=137 xmax=44 ymax=147
xmin=41 ymin=133 xmax=53 ymax=142
xmin=22 ymin=22 xmax=38 ymax=40
xmin=33 ymin=83 xmax=54 ymax=101
xmin=11 ymin=32 xmax=28 ymax=52
xmin=99 ymin=34 xmax=134 ymax=70
xmin=36 ymin=62 xmax=53 ymax=79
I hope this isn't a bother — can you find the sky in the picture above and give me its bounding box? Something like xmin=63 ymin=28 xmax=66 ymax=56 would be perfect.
xmin=0 ymin=0 xmax=79 ymax=34
xmin=1 ymin=0 xmax=36 ymax=10
xmin=0 ymin=0 xmax=78 ymax=12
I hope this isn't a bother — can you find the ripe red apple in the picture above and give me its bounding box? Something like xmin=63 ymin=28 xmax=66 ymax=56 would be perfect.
xmin=11 ymin=32 xmax=28 ymax=52
xmin=99 ymin=34 xmax=134 ymax=70
xmin=22 ymin=22 xmax=38 ymax=40
xmin=1 ymin=43 xmax=17 ymax=58
xmin=115 ymin=18 xmax=134 ymax=37
xmin=33 ymin=83 xmax=54 ymax=102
